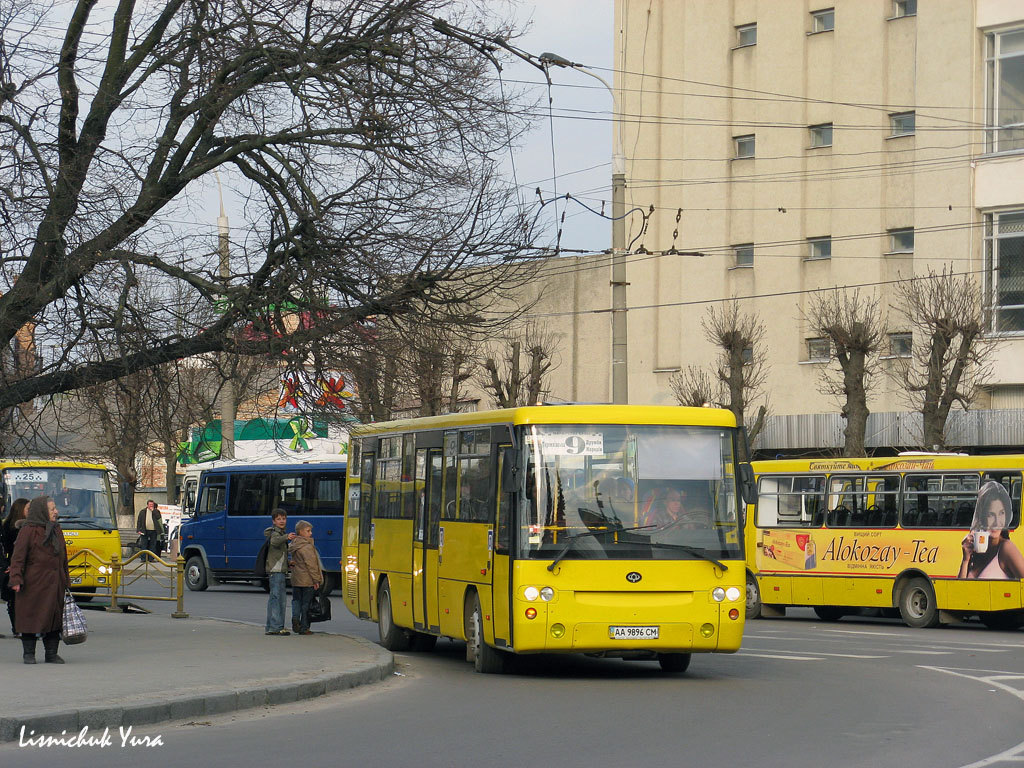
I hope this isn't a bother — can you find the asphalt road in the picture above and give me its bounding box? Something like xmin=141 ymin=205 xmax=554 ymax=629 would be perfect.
xmin=13 ymin=578 xmax=1023 ymax=768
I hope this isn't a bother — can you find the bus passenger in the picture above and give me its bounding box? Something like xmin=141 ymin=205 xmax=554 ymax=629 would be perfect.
xmin=2 ymin=497 xmax=29 ymax=637
xmin=289 ymin=520 xmax=322 ymax=635
xmin=264 ymin=508 xmax=294 ymax=636
xmin=959 ymin=481 xmax=1024 ymax=580
xmin=9 ymin=496 xmax=70 ymax=664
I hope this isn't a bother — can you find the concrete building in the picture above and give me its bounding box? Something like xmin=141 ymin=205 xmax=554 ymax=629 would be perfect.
xmin=518 ymin=0 xmax=1024 ymax=455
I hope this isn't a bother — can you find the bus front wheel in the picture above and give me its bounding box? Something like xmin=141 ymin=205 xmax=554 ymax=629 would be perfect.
xmin=746 ymin=573 xmax=762 ymax=619
xmin=658 ymin=653 xmax=692 ymax=673
xmin=185 ymin=556 xmax=208 ymax=591
xmin=467 ymin=594 xmax=505 ymax=674
xmin=377 ymin=581 xmax=410 ymax=651
xmin=899 ymin=577 xmax=938 ymax=628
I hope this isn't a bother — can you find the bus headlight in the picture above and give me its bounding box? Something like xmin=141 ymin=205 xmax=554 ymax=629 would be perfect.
xmin=725 ymin=586 xmax=742 ymax=602
xmin=524 ymin=586 xmax=540 ymax=602
xmin=712 ymin=587 xmax=726 ymax=602
xmin=98 ymin=565 xmax=110 ymax=575
xmin=539 ymin=587 xmax=555 ymax=602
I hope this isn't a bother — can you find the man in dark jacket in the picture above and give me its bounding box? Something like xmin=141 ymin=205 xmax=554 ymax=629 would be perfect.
xmin=136 ymin=500 xmax=163 ymax=561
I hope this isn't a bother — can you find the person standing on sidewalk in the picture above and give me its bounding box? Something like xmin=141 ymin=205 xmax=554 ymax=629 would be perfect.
xmin=288 ymin=520 xmax=322 ymax=635
xmin=136 ymin=500 xmax=163 ymax=562
xmin=9 ymin=496 xmax=70 ymax=664
xmin=264 ymin=508 xmax=294 ymax=636
xmin=2 ymin=497 xmax=29 ymax=637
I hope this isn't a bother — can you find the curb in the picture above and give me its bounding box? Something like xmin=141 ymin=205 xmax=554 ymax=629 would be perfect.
xmin=0 ymin=635 xmax=393 ymax=743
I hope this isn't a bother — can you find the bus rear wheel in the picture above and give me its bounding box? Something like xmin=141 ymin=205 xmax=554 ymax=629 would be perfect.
xmin=899 ymin=577 xmax=939 ymax=628
xmin=185 ymin=556 xmax=208 ymax=591
xmin=377 ymin=581 xmax=410 ymax=651
xmin=746 ymin=573 xmax=762 ymax=619
xmin=658 ymin=653 xmax=692 ymax=673
xmin=467 ymin=594 xmax=505 ymax=674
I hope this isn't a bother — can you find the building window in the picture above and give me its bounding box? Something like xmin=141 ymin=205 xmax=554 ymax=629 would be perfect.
xmin=734 ymin=243 xmax=754 ymax=267
xmin=808 ymin=236 xmax=832 ymax=260
xmin=807 ymin=338 xmax=831 ymax=361
xmin=734 ymin=134 xmax=755 ymax=158
xmin=736 ymin=23 xmax=757 ymax=47
xmin=888 ymin=333 xmax=912 ymax=358
xmin=888 ymin=228 xmax=914 ymax=253
xmin=985 ymin=210 xmax=1024 ymax=332
xmin=809 ymin=123 xmax=833 ymax=148
xmin=892 ymin=0 xmax=916 ymax=18
xmin=890 ymin=112 xmax=915 ymax=136
xmin=986 ymin=28 xmax=1024 ymax=153
xmin=811 ymin=8 xmax=835 ymax=33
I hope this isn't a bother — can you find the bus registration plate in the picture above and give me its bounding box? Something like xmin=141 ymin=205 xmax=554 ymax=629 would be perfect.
xmin=609 ymin=625 xmax=659 ymax=640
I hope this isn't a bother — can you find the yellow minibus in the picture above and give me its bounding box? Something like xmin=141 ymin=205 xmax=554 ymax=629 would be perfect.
xmin=343 ymin=405 xmax=755 ymax=673
xmin=745 ymin=455 xmax=1024 ymax=629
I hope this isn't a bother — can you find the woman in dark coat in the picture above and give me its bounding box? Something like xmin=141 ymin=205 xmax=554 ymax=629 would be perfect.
xmin=2 ymin=497 xmax=30 ymax=636
xmin=9 ymin=496 xmax=70 ymax=664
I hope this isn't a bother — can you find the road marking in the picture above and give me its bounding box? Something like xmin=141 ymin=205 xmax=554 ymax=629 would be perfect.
xmin=956 ymin=739 xmax=1024 ymax=768
xmin=742 ymin=647 xmax=885 ymax=659
xmin=738 ymin=652 xmax=823 ymax=661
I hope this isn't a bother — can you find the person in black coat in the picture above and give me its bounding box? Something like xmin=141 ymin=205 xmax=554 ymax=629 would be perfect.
xmin=1 ymin=497 xmax=30 ymax=636
xmin=135 ymin=500 xmax=164 ymax=561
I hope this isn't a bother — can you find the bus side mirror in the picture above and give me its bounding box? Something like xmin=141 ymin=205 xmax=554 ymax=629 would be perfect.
xmin=739 ymin=463 xmax=757 ymax=506
xmin=500 ymin=447 xmax=517 ymax=491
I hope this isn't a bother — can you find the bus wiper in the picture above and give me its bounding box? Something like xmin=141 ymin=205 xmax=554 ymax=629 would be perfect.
xmin=649 ymin=542 xmax=728 ymax=571
xmin=547 ymin=525 xmax=656 ymax=572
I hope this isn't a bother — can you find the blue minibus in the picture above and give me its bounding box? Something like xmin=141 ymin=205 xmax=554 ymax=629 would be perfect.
xmin=179 ymin=460 xmax=346 ymax=593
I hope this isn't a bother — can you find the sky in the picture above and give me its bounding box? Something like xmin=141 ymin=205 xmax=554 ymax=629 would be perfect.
xmin=501 ymin=0 xmax=615 ymax=253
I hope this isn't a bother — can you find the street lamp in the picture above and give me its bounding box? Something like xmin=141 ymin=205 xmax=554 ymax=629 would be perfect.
xmin=540 ymin=52 xmax=628 ymax=405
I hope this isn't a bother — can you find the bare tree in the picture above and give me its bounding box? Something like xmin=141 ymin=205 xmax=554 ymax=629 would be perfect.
xmin=669 ymin=366 xmax=717 ymax=408
xmin=478 ymin=322 xmax=558 ymax=408
xmin=0 ymin=1 xmax=537 ymax=414
xmin=413 ymin=328 xmax=476 ymax=416
xmin=805 ymin=289 xmax=886 ymax=457
xmin=893 ymin=268 xmax=995 ymax=449
xmin=671 ymin=302 xmax=768 ymax=460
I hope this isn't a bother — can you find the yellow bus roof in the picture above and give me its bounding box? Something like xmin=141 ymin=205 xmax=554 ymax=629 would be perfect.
xmin=0 ymin=459 xmax=109 ymax=471
xmin=350 ymin=404 xmax=738 ymax=437
xmin=753 ymin=454 xmax=1024 ymax=474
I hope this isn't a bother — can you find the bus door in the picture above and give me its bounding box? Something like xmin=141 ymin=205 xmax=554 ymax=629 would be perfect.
xmin=491 ymin=444 xmax=514 ymax=648
xmin=420 ymin=447 xmax=444 ymax=633
xmin=358 ymin=451 xmax=376 ymax=618
xmin=188 ymin=473 xmax=228 ymax=569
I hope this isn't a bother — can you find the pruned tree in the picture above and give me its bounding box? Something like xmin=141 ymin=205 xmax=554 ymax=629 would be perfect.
xmin=671 ymin=302 xmax=769 ymax=460
xmin=478 ymin=322 xmax=559 ymax=408
xmin=805 ymin=289 xmax=886 ymax=457
xmin=0 ymin=1 xmax=537 ymax=416
xmin=669 ymin=366 xmax=717 ymax=408
xmin=893 ymin=268 xmax=995 ymax=449
xmin=413 ymin=327 xmax=477 ymax=416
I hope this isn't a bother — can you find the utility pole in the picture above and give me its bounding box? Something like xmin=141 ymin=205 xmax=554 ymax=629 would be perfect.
xmin=540 ymin=53 xmax=628 ymax=403
xmin=216 ymin=176 xmax=236 ymax=459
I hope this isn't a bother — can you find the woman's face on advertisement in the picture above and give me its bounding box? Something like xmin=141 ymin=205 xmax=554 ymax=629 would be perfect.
xmin=986 ymin=499 xmax=1007 ymax=531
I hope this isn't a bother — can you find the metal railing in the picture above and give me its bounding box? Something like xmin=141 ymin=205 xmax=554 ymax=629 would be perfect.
xmin=67 ymin=548 xmax=189 ymax=618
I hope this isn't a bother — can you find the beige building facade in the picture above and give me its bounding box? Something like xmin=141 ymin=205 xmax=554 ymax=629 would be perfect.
xmin=512 ymin=0 xmax=1024 ymax=454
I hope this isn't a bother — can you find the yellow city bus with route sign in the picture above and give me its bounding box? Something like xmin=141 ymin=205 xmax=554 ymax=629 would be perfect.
xmin=2 ymin=460 xmax=119 ymax=598
xmin=744 ymin=455 xmax=1024 ymax=629
xmin=343 ymin=405 xmax=756 ymax=673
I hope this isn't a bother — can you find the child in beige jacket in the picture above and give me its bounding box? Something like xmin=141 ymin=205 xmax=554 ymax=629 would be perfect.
xmin=288 ymin=520 xmax=323 ymax=635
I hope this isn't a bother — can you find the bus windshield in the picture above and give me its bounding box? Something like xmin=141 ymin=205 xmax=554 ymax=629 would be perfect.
xmin=519 ymin=424 xmax=742 ymax=561
xmin=3 ymin=467 xmax=115 ymax=530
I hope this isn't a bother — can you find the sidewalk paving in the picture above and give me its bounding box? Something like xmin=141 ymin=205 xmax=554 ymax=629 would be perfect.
xmin=0 ymin=608 xmax=393 ymax=742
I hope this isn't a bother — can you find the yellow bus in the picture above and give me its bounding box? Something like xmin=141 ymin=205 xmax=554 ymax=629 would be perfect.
xmin=744 ymin=455 xmax=1024 ymax=630
xmin=2 ymin=460 xmax=119 ymax=598
xmin=342 ymin=405 xmax=754 ymax=673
